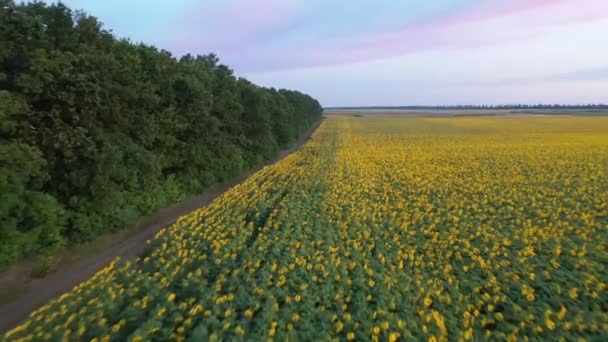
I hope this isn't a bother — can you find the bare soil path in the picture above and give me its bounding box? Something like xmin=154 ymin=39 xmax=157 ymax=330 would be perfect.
xmin=0 ymin=119 xmax=323 ymax=333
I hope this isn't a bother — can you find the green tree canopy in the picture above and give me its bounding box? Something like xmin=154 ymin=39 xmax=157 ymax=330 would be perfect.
xmin=0 ymin=0 xmax=322 ymax=266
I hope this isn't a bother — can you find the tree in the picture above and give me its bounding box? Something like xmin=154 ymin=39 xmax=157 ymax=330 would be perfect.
xmin=0 ymin=1 xmax=322 ymax=266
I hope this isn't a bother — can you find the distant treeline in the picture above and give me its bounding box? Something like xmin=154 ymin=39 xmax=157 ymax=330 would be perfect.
xmin=0 ymin=1 xmax=322 ymax=266
xmin=326 ymin=104 xmax=608 ymax=111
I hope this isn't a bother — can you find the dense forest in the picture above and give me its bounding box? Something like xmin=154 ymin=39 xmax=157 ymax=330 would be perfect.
xmin=0 ymin=1 xmax=323 ymax=267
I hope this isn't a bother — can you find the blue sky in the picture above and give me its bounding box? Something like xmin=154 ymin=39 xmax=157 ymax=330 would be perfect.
xmin=36 ymin=0 xmax=608 ymax=106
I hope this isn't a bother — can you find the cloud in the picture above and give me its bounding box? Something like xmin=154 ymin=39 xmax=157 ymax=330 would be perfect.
xmin=28 ymin=0 xmax=608 ymax=105
xmin=213 ymin=0 xmax=608 ymax=72
xmin=165 ymin=0 xmax=303 ymax=56
xmin=548 ymin=67 xmax=608 ymax=82
xmin=491 ymin=66 xmax=608 ymax=86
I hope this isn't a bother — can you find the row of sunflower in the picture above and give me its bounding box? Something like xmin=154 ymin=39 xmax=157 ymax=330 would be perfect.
xmin=5 ymin=116 xmax=608 ymax=341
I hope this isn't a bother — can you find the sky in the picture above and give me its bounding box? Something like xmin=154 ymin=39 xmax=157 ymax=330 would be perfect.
xmin=36 ymin=0 xmax=608 ymax=106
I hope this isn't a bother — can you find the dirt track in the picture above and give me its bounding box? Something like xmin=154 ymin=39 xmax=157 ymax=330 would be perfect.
xmin=0 ymin=119 xmax=323 ymax=333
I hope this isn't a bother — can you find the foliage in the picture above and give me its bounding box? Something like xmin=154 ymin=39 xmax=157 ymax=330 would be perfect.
xmin=6 ymin=117 xmax=608 ymax=340
xmin=0 ymin=1 xmax=322 ymax=266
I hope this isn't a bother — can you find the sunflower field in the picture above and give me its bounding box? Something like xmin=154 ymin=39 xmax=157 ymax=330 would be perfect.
xmin=4 ymin=116 xmax=608 ymax=341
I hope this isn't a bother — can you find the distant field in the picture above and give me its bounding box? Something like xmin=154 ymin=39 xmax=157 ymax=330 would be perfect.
xmin=6 ymin=116 xmax=608 ymax=341
xmin=324 ymin=108 xmax=608 ymax=118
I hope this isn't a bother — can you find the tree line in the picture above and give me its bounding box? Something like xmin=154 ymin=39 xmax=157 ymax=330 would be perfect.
xmin=0 ymin=1 xmax=323 ymax=267
xmin=326 ymin=104 xmax=608 ymax=110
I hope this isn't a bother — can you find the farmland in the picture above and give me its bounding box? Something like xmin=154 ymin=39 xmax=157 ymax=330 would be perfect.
xmin=5 ymin=116 xmax=608 ymax=341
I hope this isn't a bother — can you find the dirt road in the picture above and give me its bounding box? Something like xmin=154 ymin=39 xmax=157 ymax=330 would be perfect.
xmin=0 ymin=119 xmax=323 ymax=333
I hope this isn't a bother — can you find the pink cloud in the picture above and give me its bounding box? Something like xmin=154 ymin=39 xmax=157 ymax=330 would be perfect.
xmin=238 ymin=0 xmax=608 ymax=71
xmin=168 ymin=0 xmax=301 ymax=56
xmin=442 ymin=0 xmax=572 ymax=26
xmin=351 ymin=0 xmax=608 ymax=57
xmin=448 ymin=0 xmax=608 ymax=29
